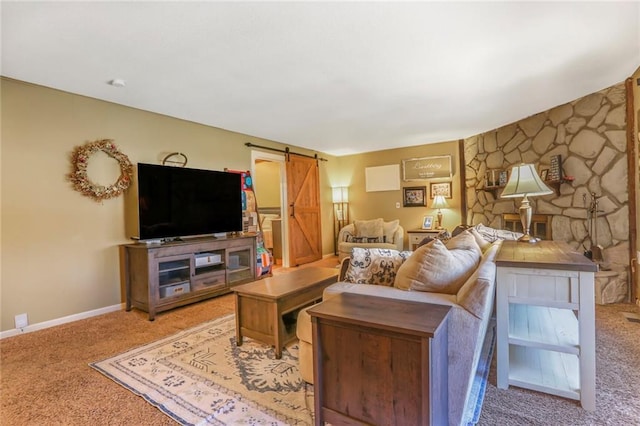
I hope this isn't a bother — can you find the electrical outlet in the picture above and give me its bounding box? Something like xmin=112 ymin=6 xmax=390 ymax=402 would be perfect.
xmin=395 ymin=202 xmax=400 ymax=208
xmin=15 ymin=313 xmax=28 ymax=329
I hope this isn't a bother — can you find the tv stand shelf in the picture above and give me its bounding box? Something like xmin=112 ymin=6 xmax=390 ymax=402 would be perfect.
xmin=122 ymin=234 xmax=256 ymax=320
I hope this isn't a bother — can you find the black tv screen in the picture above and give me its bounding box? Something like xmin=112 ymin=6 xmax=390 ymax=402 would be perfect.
xmin=137 ymin=163 xmax=242 ymax=240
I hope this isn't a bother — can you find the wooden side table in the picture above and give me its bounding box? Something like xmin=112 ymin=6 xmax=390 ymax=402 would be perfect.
xmin=407 ymin=229 xmax=446 ymax=250
xmin=308 ymin=293 xmax=451 ymax=426
xmin=495 ymin=240 xmax=597 ymax=410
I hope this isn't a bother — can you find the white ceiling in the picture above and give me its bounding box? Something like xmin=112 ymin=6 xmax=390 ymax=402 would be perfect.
xmin=2 ymin=2 xmax=639 ymax=156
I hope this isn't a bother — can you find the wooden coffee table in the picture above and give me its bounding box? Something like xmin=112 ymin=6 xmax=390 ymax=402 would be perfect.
xmin=232 ymin=266 xmax=338 ymax=358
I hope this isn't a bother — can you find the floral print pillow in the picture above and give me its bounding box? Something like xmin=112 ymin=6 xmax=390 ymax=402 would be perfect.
xmin=344 ymin=248 xmax=412 ymax=286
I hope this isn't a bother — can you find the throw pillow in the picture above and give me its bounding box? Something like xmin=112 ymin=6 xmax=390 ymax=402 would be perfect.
xmin=383 ymin=219 xmax=400 ymax=244
xmin=417 ymin=236 xmax=434 ymax=248
xmin=346 ymin=235 xmax=384 ymax=243
xmin=344 ymin=247 xmax=412 ymax=286
xmin=394 ymin=239 xmax=481 ymax=294
xmin=474 ymin=223 xmax=523 ymax=242
xmin=354 ymin=218 xmax=384 ymax=239
xmin=445 ymin=230 xmax=483 ymax=256
xmin=451 ymin=225 xmax=472 ymax=237
xmin=468 ymin=227 xmax=492 ymax=251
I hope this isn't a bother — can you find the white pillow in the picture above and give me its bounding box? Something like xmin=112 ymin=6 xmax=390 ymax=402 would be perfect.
xmin=383 ymin=220 xmax=400 ymax=243
xmin=354 ymin=218 xmax=384 ymax=239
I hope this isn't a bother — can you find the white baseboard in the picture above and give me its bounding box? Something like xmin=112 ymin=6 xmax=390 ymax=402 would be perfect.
xmin=0 ymin=303 xmax=124 ymax=339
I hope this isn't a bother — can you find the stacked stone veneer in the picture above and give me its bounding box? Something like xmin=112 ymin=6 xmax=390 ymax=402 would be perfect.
xmin=464 ymin=83 xmax=629 ymax=303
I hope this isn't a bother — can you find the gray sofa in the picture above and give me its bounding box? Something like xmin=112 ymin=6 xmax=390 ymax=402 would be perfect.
xmin=297 ymin=230 xmax=500 ymax=426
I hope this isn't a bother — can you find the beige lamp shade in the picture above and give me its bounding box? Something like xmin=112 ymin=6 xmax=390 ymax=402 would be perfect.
xmin=431 ymin=195 xmax=448 ymax=209
xmin=501 ymin=164 xmax=553 ymax=198
xmin=332 ymin=187 xmax=349 ymax=203
xmin=501 ymin=163 xmax=553 ymax=243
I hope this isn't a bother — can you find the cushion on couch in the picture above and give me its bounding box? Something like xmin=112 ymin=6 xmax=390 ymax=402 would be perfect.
xmin=383 ymin=219 xmax=400 ymax=244
xmin=354 ymin=218 xmax=384 ymax=240
xmin=346 ymin=235 xmax=384 ymax=243
xmin=445 ymin=229 xmax=483 ymax=255
xmin=343 ymin=247 xmax=412 ymax=286
xmin=468 ymin=227 xmax=492 ymax=251
xmin=474 ymin=223 xmax=523 ymax=242
xmin=394 ymin=235 xmax=481 ymax=294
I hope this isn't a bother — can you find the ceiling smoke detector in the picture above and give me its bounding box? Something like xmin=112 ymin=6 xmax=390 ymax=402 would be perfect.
xmin=108 ymin=79 xmax=126 ymax=87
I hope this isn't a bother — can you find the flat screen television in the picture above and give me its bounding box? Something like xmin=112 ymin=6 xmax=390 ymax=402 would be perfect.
xmin=137 ymin=163 xmax=242 ymax=240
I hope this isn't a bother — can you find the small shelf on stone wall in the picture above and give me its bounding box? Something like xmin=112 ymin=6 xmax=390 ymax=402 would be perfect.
xmin=483 ymin=179 xmax=568 ymax=198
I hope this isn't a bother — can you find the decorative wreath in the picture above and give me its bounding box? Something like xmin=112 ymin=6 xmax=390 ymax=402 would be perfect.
xmin=68 ymin=139 xmax=133 ymax=202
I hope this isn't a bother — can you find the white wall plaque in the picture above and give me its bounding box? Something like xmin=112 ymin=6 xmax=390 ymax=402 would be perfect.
xmin=365 ymin=164 xmax=400 ymax=192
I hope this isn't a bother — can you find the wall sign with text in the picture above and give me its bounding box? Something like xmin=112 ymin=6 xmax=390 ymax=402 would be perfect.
xmin=402 ymin=155 xmax=452 ymax=181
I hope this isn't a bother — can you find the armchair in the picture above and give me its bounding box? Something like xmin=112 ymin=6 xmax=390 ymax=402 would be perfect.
xmin=337 ymin=218 xmax=404 ymax=260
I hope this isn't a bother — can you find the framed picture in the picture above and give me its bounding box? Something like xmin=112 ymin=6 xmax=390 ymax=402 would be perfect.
xmin=540 ymin=169 xmax=549 ymax=181
xmin=402 ymin=155 xmax=452 ymax=181
xmin=403 ymin=186 xmax=427 ymax=207
xmin=422 ymin=215 xmax=434 ymax=230
xmin=430 ymin=182 xmax=452 ymax=199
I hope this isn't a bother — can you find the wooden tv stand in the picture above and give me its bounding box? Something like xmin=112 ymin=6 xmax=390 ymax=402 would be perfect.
xmin=122 ymin=235 xmax=256 ymax=320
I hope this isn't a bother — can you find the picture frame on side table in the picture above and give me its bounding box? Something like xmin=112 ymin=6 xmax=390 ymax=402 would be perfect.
xmin=403 ymin=186 xmax=427 ymax=207
xmin=429 ymin=182 xmax=452 ymax=199
xmin=422 ymin=215 xmax=434 ymax=230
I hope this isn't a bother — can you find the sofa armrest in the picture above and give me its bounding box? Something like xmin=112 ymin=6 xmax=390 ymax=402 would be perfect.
xmin=456 ymin=241 xmax=500 ymax=319
xmin=338 ymin=257 xmax=350 ymax=281
xmin=337 ymin=223 xmax=355 ymax=243
xmin=392 ymin=226 xmax=404 ymax=251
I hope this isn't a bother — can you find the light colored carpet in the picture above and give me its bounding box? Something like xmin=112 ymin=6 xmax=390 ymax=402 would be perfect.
xmin=479 ymin=302 xmax=640 ymax=425
xmin=91 ymin=314 xmax=314 ymax=425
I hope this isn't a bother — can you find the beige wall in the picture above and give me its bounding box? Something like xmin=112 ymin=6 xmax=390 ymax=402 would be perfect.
xmin=334 ymin=141 xmax=462 ymax=240
xmin=254 ymin=161 xmax=282 ymax=208
xmin=0 ymin=78 xmax=338 ymax=331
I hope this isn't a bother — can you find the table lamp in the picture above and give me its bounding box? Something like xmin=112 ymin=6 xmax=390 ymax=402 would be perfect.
xmin=431 ymin=195 xmax=448 ymax=230
xmin=500 ymin=163 xmax=553 ymax=243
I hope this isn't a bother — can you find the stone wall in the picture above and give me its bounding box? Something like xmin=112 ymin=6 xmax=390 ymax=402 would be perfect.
xmin=464 ymin=83 xmax=629 ymax=303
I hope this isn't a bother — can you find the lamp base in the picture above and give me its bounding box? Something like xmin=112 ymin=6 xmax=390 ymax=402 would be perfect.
xmin=517 ymin=233 xmax=540 ymax=243
xmin=436 ymin=210 xmax=443 ymax=230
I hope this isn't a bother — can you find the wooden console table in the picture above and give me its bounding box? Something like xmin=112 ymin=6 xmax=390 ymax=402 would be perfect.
xmin=233 ymin=267 xmax=338 ymax=358
xmin=308 ymin=293 xmax=451 ymax=426
xmin=496 ymin=240 xmax=597 ymax=410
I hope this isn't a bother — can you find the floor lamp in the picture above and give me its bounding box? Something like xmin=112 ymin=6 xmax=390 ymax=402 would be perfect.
xmin=332 ymin=187 xmax=349 ymax=255
xmin=500 ymin=163 xmax=553 ymax=243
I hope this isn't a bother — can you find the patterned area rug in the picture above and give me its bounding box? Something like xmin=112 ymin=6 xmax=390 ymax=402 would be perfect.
xmin=90 ymin=314 xmax=314 ymax=425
